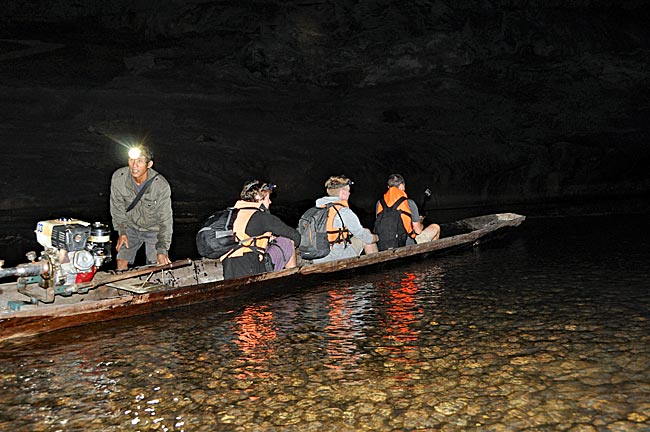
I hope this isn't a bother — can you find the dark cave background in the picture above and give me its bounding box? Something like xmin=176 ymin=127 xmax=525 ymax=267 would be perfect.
xmin=1 ymin=0 xmax=649 ymax=265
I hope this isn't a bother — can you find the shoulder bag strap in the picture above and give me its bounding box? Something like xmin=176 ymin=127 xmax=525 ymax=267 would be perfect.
xmin=126 ymin=173 xmax=160 ymax=213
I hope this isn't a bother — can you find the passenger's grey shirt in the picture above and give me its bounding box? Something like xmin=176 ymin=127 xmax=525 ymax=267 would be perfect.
xmin=312 ymin=196 xmax=374 ymax=263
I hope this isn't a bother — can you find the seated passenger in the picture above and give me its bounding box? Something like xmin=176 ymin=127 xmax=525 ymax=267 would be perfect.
xmin=374 ymin=173 xmax=440 ymax=251
xmin=312 ymin=175 xmax=378 ymax=264
xmin=221 ymin=180 xmax=300 ymax=279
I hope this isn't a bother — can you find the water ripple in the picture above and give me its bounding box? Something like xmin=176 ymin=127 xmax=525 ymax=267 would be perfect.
xmin=1 ymin=215 xmax=649 ymax=430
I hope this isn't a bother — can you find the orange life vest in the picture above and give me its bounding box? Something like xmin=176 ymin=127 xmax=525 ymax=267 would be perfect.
xmin=325 ymin=200 xmax=351 ymax=245
xmin=221 ymin=201 xmax=272 ymax=261
xmin=376 ymin=187 xmax=416 ymax=239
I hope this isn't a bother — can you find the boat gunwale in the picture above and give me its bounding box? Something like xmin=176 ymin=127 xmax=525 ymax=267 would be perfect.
xmin=2 ymin=213 xmax=524 ymax=319
xmin=0 ymin=213 xmax=525 ymax=341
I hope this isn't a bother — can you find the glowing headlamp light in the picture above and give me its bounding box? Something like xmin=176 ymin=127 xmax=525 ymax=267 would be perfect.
xmin=128 ymin=147 xmax=143 ymax=159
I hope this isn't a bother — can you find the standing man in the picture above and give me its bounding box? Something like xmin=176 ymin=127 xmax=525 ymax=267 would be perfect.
xmin=374 ymin=173 xmax=440 ymax=251
xmin=110 ymin=145 xmax=173 ymax=269
xmin=312 ymin=175 xmax=379 ymax=264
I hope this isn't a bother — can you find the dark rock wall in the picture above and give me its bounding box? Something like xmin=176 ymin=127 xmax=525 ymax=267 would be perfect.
xmin=1 ymin=0 xmax=649 ymax=230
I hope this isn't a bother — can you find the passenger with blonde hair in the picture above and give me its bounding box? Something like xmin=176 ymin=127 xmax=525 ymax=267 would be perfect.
xmin=310 ymin=175 xmax=378 ymax=264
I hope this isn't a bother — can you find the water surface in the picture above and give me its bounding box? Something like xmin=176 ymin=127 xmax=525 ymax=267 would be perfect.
xmin=1 ymin=214 xmax=649 ymax=431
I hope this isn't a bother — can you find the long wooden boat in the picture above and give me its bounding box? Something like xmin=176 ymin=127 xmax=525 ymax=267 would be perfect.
xmin=0 ymin=213 xmax=524 ymax=343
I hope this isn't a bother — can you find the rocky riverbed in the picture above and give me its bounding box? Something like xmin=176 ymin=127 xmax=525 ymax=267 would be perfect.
xmin=0 ymin=215 xmax=648 ymax=431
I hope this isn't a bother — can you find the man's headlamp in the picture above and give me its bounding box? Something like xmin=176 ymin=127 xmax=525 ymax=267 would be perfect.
xmin=128 ymin=145 xmax=153 ymax=161
xmin=325 ymin=176 xmax=354 ymax=189
xmin=128 ymin=147 xmax=142 ymax=159
xmin=243 ymin=180 xmax=276 ymax=194
xmin=261 ymin=183 xmax=276 ymax=191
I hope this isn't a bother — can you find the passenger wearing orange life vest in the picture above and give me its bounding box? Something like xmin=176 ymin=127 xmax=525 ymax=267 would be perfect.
xmin=221 ymin=180 xmax=301 ymax=279
xmin=374 ymin=174 xmax=440 ymax=251
xmin=312 ymin=175 xmax=379 ymax=264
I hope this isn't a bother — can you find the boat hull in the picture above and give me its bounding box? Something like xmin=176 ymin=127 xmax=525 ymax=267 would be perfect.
xmin=0 ymin=213 xmax=525 ymax=343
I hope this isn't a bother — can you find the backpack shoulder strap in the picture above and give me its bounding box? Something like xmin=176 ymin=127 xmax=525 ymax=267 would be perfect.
xmin=328 ymin=202 xmax=345 ymax=223
xmin=393 ymin=196 xmax=412 ymax=218
xmin=378 ymin=197 xmax=388 ymax=214
xmin=380 ymin=196 xmax=407 ymax=211
xmin=231 ymin=205 xmax=261 ymax=223
xmin=392 ymin=196 xmax=407 ymax=209
xmin=326 ymin=202 xmax=351 ymax=245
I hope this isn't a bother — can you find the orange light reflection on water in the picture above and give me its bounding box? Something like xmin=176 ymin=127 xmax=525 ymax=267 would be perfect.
xmin=385 ymin=271 xmax=422 ymax=345
xmin=376 ymin=271 xmax=432 ymax=382
xmin=324 ymin=286 xmax=366 ymax=372
xmin=233 ymin=304 xmax=278 ymax=382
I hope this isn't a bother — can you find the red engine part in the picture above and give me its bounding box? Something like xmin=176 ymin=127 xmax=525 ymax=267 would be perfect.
xmin=75 ymin=267 xmax=97 ymax=283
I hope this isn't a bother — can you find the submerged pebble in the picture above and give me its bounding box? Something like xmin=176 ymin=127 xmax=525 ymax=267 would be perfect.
xmin=1 ymin=217 xmax=649 ymax=431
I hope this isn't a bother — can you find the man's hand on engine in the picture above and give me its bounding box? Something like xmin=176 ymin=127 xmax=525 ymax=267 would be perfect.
xmin=116 ymin=234 xmax=129 ymax=252
xmin=157 ymin=254 xmax=171 ymax=265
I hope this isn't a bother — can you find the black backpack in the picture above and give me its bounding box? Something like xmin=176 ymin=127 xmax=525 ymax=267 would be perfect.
xmin=374 ymin=196 xmax=412 ymax=251
xmin=196 ymin=207 xmax=240 ymax=259
xmin=297 ymin=205 xmax=331 ymax=260
xmin=297 ymin=203 xmax=349 ymax=260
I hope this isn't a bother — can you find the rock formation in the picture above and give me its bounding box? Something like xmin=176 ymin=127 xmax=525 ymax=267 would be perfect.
xmin=0 ymin=0 xmax=649 ymax=261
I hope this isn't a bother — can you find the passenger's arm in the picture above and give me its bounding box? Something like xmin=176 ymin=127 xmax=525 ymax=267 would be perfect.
xmin=341 ymin=209 xmax=375 ymax=244
xmin=264 ymin=214 xmax=301 ymax=247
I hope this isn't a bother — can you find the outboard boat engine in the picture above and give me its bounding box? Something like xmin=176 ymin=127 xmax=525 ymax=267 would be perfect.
xmin=0 ymin=218 xmax=112 ymax=302
xmin=34 ymin=219 xmax=112 ymax=287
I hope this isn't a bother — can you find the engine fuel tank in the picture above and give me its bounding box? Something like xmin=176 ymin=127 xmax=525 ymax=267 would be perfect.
xmin=35 ymin=219 xmax=91 ymax=251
